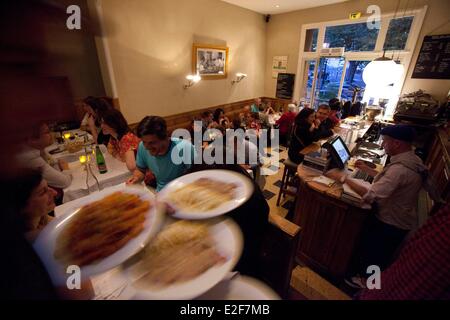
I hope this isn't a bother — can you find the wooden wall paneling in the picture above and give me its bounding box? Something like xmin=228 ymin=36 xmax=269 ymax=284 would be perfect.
xmin=425 ymin=129 xmax=450 ymax=214
xmin=128 ymin=97 xmax=291 ymax=134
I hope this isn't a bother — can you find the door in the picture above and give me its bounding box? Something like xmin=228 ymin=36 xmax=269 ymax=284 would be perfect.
xmin=313 ymin=57 xmax=345 ymax=108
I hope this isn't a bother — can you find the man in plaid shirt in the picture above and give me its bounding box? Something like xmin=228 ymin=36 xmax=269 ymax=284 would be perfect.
xmin=358 ymin=203 xmax=450 ymax=300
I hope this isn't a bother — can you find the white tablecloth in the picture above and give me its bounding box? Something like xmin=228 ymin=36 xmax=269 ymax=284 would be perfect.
xmin=64 ymin=154 xmax=131 ymax=203
xmin=47 ymin=143 xmax=132 ymax=203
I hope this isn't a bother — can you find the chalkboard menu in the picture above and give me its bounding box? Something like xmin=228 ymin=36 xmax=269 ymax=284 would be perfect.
xmin=412 ymin=34 xmax=450 ymax=79
xmin=276 ymin=73 xmax=295 ymax=99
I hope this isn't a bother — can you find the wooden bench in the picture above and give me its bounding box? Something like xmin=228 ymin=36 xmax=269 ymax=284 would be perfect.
xmin=290 ymin=266 xmax=351 ymax=300
xmin=259 ymin=213 xmax=301 ymax=299
xmin=128 ymin=97 xmax=292 ymax=134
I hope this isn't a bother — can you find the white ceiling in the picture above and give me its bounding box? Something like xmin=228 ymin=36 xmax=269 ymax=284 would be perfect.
xmin=221 ymin=0 xmax=349 ymax=15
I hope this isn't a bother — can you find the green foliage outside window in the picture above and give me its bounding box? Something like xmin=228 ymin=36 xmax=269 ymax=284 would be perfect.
xmin=324 ymin=22 xmax=379 ymax=52
xmin=384 ymin=16 xmax=414 ymax=50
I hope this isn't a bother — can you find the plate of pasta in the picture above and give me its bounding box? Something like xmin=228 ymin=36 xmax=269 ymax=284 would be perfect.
xmin=33 ymin=185 xmax=165 ymax=285
xmin=157 ymin=170 xmax=254 ymax=219
xmin=123 ymin=217 xmax=243 ymax=300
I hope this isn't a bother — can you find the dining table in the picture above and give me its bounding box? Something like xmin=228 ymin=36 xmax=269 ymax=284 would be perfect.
xmin=46 ymin=129 xmax=132 ymax=203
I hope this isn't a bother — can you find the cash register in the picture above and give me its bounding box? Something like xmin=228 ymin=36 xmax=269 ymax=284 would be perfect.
xmin=323 ymin=135 xmax=374 ymax=183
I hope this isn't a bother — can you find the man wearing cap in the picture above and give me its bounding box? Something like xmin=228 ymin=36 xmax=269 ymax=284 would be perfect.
xmin=326 ymin=124 xmax=427 ymax=288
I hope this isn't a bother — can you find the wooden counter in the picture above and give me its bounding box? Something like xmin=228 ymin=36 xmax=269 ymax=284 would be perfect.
xmin=293 ymin=164 xmax=371 ymax=281
xmin=292 ymin=120 xmax=375 ymax=282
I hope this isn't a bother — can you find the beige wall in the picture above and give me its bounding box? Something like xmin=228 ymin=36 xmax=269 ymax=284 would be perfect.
xmin=265 ymin=0 xmax=450 ymax=102
xmin=101 ymin=0 xmax=266 ymax=124
xmin=43 ymin=0 xmax=105 ymax=100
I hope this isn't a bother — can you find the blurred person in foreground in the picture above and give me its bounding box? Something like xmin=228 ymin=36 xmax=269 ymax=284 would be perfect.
xmin=0 ymin=0 xmax=98 ymax=299
xmin=9 ymin=169 xmax=57 ymax=242
xmin=357 ymin=203 xmax=449 ymax=300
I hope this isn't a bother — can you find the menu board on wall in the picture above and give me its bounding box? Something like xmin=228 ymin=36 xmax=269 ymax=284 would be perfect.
xmin=412 ymin=34 xmax=450 ymax=79
xmin=276 ymin=73 xmax=295 ymax=99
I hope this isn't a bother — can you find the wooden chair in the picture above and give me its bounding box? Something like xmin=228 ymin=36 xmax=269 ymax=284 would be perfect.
xmin=276 ymin=157 xmax=299 ymax=206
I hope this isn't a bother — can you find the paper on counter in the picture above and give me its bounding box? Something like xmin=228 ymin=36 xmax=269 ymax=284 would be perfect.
xmin=342 ymin=183 xmax=372 ymax=209
xmin=312 ymin=175 xmax=336 ymax=187
xmin=342 ymin=183 xmax=362 ymax=199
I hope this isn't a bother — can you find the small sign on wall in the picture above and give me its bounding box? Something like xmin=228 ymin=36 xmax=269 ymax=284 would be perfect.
xmin=272 ymin=56 xmax=288 ymax=79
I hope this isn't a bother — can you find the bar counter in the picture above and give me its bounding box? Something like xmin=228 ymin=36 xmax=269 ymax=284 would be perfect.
xmin=292 ymin=119 xmax=377 ymax=282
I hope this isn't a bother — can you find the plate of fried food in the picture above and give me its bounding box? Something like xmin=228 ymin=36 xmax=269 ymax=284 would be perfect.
xmin=33 ymin=185 xmax=164 ymax=285
xmin=123 ymin=217 xmax=243 ymax=300
xmin=157 ymin=169 xmax=254 ymax=220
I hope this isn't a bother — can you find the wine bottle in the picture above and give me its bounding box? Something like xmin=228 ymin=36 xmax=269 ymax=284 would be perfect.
xmin=95 ymin=145 xmax=107 ymax=174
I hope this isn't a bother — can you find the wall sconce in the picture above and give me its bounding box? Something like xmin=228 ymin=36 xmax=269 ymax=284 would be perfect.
xmin=231 ymin=73 xmax=247 ymax=85
xmin=184 ymin=74 xmax=201 ymax=89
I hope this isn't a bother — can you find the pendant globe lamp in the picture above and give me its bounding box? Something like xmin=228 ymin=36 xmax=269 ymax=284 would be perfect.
xmin=362 ymin=51 xmax=398 ymax=88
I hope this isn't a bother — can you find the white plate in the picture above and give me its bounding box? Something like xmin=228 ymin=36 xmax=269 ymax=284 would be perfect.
xmin=124 ymin=217 xmax=243 ymax=300
xmin=196 ymin=275 xmax=281 ymax=300
xmin=33 ymin=185 xmax=165 ymax=286
xmin=157 ymin=170 xmax=254 ymax=220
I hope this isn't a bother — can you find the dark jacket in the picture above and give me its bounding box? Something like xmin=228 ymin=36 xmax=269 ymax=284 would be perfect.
xmin=288 ymin=123 xmax=316 ymax=164
xmin=313 ymin=118 xmax=334 ymax=140
xmin=0 ymin=209 xmax=57 ymax=300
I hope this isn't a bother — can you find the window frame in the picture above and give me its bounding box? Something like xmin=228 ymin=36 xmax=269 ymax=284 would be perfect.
xmin=293 ymin=6 xmax=428 ymax=116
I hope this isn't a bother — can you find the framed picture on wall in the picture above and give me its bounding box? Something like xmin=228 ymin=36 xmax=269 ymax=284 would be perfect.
xmin=193 ymin=44 xmax=229 ymax=79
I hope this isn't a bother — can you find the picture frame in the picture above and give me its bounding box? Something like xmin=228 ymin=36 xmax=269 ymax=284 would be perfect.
xmin=192 ymin=44 xmax=229 ymax=79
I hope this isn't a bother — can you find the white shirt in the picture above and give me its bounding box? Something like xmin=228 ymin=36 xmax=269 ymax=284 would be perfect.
xmin=17 ymin=146 xmax=72 ymax=189
xmin=363 ymin=150 xmax=426 ymax=230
